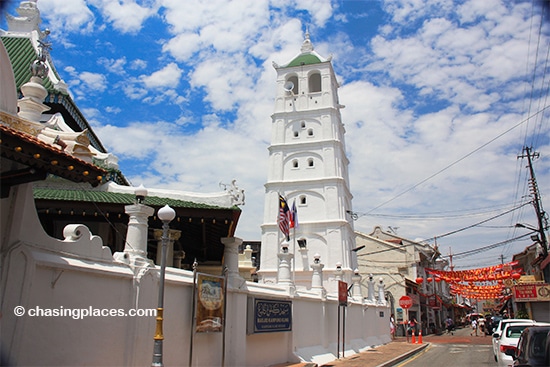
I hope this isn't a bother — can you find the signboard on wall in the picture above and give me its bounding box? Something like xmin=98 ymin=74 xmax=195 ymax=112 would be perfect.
xmin=195 ymin=273 xmax=225 ymax=333
xmin=396 ymin=307 xmax=404 ymax=321
xmin=338 ymin=281 xmax=348 ymax=306
xmin=514 ymin=283 xmax=550 ymax=302
xmin=247 ymin=298 xmax=292 ymax=334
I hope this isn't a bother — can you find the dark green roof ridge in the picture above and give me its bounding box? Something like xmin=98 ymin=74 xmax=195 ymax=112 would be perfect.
xmin=33 ymin=187 xmax=239 ymax=211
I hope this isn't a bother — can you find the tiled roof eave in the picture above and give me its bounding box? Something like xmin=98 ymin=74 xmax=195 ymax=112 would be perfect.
xmin=32 ymin=187 xmax=241 ymax=211
xmin=1 ymin=122 xmax=106 ymax=187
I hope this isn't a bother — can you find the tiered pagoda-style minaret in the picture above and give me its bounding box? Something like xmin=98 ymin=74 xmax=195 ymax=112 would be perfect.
xmin=258 ymin=34 xmax=357 ymax=292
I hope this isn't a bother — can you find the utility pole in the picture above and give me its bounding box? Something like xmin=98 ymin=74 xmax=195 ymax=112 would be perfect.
xmin=518 ymin=146 xmax=549 ymax=259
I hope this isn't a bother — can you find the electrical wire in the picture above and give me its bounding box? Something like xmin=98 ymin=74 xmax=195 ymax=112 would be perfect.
xmin=440 ymin=232 xmax=535 ymax=260
xmin=360 ymin=105 xmax=550 ymax=218
xmin=419 ymin=201 xmax=532 ymax=243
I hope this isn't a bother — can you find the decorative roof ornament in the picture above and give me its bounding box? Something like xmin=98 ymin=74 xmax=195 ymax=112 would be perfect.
xmin=31 ymin=30 xmax=51 ymax=79
xmin=6 ymin=0 xmax=42 ymax=33
xmin=300 ymin=30 xmax=314 ymax=53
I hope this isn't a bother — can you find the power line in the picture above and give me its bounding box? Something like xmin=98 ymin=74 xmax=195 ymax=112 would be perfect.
xmin=419 ymin=202 xmax=532 ymax=243
xmin=362 ymin=202 xmax=527 ymax=220
xmin=362 ymin=105 xmax=550 ymax=216
xmin=440 ymin=232 xmax=535 ymax=260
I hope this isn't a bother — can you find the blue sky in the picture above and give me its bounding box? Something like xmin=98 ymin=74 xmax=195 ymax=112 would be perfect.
xmin=2 ymin=0 xmax=550 ymax=270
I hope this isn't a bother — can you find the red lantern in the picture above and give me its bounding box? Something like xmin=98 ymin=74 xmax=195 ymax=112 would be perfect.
xmin=511 ymin=272 xmax=521 ymax=280
xmin=427 ymin=277 xmax=433 ymax=283
xmin=416 ymin=277 xmax=424 ymax=284
xmin=435 ymin=277 xmax=441 ymax=283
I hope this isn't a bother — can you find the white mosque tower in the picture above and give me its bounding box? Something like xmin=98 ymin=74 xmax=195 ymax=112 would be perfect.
xmin=258 ymin=33 xmax=358 ymax=293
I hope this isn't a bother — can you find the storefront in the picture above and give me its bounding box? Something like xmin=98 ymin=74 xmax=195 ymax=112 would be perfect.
xmin=513 ymin=282 xmax=550 ymax=322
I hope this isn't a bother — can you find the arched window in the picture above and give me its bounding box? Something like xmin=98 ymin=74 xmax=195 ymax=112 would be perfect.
xmin=287 ymin=75 xmax=298 ymax=95
xmin=300 ymin=195 xmax=307 ymax=205
xmin=292 ymin=159 xmax=298 ymax=168
xmin=301 ymin=121 xmax=306 ymax=129
xmin=307 ymin=128 xmax=313 ymax=136
xmin=307 ymin=158 xmax=314 ymax=167
xmin=309 ymin=72 xmax=321 ymax=93
xmin=293 ymin=130 xmax=299 ymax=137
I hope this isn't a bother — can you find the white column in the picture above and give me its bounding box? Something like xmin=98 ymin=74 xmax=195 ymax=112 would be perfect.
xmin=334 ymin=262 xmax=343 ymax=282
xmin=377 ymin=277 xmax=386 ymax=305
xmin=154 ymin=229 xmax=181 ymax=267
xmin=277 ymin=241 xmax=294 ymax=291
xmin=352 ymin=269 xmax=362 ymax=300
xmin=114 ymin=203 xmax=155 ymax=268
xmin=367 ymin=274 xmax=375 ymax=304
xmin=221 ymin=237 xmax=244 ymax=288
xmin=311 ymin=253 xmax=325 ymax=297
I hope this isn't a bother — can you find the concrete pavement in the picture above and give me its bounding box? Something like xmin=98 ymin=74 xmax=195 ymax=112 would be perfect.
xmin=278 ymin=325 xmax=493 ymax=367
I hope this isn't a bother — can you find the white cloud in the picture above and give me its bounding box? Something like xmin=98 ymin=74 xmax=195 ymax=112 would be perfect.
xmin=140 ymin=62 xmax=183 ymax=89
xmin=38 ymin=0 xmax=95 ymax=34
xmin=98 ymin=57 xmax=127 ymax=75
xmin=32 ymin=0 xmax=550 ymax=269
xmin=90 ymin=0 xmax=158 ymax=33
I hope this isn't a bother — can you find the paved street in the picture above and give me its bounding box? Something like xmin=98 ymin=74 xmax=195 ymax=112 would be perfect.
xmin=318 ymin=325 xmax=492 ymax=367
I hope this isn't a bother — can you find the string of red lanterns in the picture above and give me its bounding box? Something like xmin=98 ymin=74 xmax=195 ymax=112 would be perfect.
xmin=414 ymin=261 xmax=523 ymax=300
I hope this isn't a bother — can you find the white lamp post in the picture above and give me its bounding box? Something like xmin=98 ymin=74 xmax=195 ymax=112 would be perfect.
xmin=152 ymin=204 xmax=176 ymax=367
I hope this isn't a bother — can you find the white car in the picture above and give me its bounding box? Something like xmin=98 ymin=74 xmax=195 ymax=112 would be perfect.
xmin=492 ymin=319 xmax=536 ymax=362
xmin=495 ymin=322 xmax=550 ymax=367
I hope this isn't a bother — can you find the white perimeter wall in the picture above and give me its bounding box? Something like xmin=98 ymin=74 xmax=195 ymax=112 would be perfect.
xmin=1 ymin=185 xmax=390 ymax=367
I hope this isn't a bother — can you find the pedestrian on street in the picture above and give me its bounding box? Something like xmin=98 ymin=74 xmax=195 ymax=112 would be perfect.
xmin=470 ymin=318 xmax=478 ymax=336
xmin=477 ymin=317 xmax=485 ymax=337
xmin=389 ymin=314 xmax=396 ymax=340
xmin=445 ymin=316 xmax=454 ymax=335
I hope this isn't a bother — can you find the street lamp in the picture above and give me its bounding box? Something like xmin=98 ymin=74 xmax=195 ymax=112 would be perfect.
xmin=152 ymin=204 xmax=176 ymax=367
xmin=515 ymin=223 xmax=538 ymax=231
xmin=515 ymin=223 xmax=549 ymax=257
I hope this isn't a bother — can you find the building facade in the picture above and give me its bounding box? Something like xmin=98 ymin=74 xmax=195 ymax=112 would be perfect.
xmin=259 ymin=34 xmax=358 ymax=292
xmin=1 ymin=4 xmax=390 ymax=365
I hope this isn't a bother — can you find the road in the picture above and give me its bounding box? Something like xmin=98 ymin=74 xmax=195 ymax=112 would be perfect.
xmin=397 ymin=326 xmax=495 ymax=367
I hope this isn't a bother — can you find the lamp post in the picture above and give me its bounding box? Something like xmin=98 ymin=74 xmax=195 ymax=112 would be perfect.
xmin=152 ymin=204 xmax=176 ymax=367
xmin=516 ymin=223 xmax=548 ymax=258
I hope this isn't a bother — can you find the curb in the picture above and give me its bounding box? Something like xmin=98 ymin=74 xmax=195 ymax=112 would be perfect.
xmin=375 ymin=343 xmax=430 ymax=367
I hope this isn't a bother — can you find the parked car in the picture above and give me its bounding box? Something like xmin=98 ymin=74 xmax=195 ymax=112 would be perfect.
xmin=493 ymin=319 xmax=537 ymax=362
xmin=496 ymin=322 xmax=550 ymax=367
xmin=506 ymin=325 xmax=550 ymax=366
xmin=489 ymin=315 xmax=503 ymax=335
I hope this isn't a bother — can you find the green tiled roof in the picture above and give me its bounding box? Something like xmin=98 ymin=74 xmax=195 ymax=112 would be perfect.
xmin=1 ymin=34 xmax=121 ymax=172
xmin=0 ymin=36 xmax=63 ymax=93
xmin=33 ymin=188 xmax=238 ymax=211
xmin=287 ymin=53 xmax=322 ymax=67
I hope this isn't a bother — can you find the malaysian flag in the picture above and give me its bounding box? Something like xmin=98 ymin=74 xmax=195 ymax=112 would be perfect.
xmin=278 ymin=195 xmax=291 ymax=241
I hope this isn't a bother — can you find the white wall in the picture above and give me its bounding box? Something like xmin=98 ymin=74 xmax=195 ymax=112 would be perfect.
xmin=1 ymin=186 xmax=390 ymax=367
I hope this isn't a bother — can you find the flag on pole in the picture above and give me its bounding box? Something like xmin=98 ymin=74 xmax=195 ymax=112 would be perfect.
xmin=290 ymin=199 xmax=298 ymax=229
xmin=278 ymin=195 xmax=290 ymax=241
